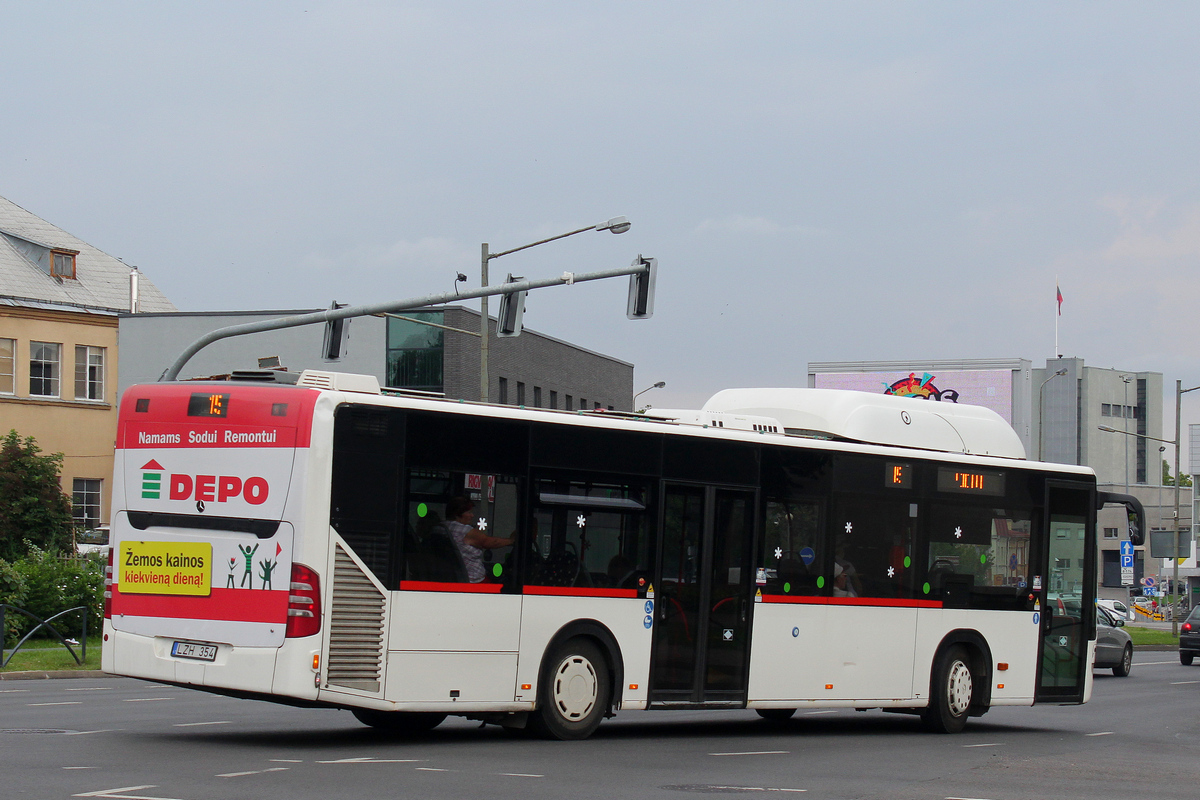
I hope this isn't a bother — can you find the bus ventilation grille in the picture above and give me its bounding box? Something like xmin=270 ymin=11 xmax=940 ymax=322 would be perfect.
xmin=326 ymin=544 xmax=386 ymax=693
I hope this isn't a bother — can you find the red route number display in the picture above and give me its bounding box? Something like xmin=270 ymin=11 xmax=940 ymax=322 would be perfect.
xmin=937 ymin=466 xmax=1006 ymax=496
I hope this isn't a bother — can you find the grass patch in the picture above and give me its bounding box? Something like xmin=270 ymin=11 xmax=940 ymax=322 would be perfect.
xmin=1126 ymin=626 xmax=1179 ymax=647
xmin=1 ymin=636 xmax=102 ymax=672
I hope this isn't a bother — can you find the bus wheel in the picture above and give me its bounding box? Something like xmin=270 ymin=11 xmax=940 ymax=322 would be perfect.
xmin=531 ymin=638 xmax=611 ymax=740
xmin=755 ymin=708 xmax=796 ymax=722
xmin=922 ymin=646 xmax=973 ymax=734
xmin=1113 ymin=644 xmax=1133 ymax=677
xmin=351 ymin=708 xmax=447 ymax=735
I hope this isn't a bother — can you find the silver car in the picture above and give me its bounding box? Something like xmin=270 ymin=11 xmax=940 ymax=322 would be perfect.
xmin=1093 ymin=605 xmax=1133 ymax=677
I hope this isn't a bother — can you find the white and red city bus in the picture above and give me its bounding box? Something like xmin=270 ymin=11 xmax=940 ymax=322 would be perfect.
xmin=102 ymin=370 xmax=1140 ymax=739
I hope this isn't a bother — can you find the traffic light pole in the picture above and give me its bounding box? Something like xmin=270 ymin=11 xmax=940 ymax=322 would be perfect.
xmin=158 ymin=259 xmax=653 ymax=383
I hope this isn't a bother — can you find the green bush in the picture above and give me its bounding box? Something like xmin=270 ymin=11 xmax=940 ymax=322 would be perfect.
xmin=6 ymin=545 xmax=103 ymax=641
xmin=0 ymin=559 xmax=29 ymax=644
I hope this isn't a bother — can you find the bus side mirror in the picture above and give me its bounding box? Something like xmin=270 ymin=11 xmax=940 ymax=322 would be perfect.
xmin=1097 ymin=492 xmax=1145 ymax=546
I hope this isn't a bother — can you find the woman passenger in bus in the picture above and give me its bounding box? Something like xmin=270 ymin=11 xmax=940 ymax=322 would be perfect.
xmin=445 ymin=496 xmax=515 ymax=583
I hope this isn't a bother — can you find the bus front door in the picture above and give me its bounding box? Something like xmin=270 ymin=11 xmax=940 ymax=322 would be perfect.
xmin=650 ymin=484 xmax=755 ymax=706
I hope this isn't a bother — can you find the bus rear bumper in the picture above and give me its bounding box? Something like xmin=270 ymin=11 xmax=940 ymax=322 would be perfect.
xmin=103 ymin=624 xmax=279 ymax=695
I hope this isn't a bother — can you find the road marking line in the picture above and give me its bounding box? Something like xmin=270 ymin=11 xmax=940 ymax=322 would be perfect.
xmin=499 ymin=773 xmax=544 ymax=778
xmin=1170 ymin=680 xmax=1200 ymax=685
xmin=217 ymin=767 xmax=290 ymax=778
xmin=962 ymin=743 xmax=1004 ymax=748
xmin=270 ymin=759 xmax=304 ymax=763
xmin=28 ymin=701 xmax=83 ymax=706
xmin=1136 ymin=660 xmax=1185 ymax=666
xmin=945 ymin=797 xmax=996 ymax=800
xmin=173 ymin=721 xmax=232 ymax=727
xmin=416 ymin=767 xmax=449 ymax=772
xmin=708 ymin=787 xmax=806 ymax=793
xmin=1086 ymin=731 xmax=1115 ymax=736
xmin=64 ymin=729 xmax=116 ymax=736
xmin=73 ymin=786 xmax=181 ymax=800
xmin=65 ymin=687 xmax=113 ymax=692
xmin=123 ymin=697 xmax=172 ymax=702
xmin=710 ymin=750 xmax=790 ymax=756
xmin=64 ymin=766 xmax=99 ymax=770
xmin=0 ymin=689 xmax=30 ymax=693
xmin=316 ymin=762 xmax=429 ymax=767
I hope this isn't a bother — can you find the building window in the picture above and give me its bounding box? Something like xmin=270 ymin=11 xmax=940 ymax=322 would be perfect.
xmin=517 ymin=382 xmax=526 ymax=406
xmin=0 ymin=338 xmax=13 ymax=395
xmin=51 ymin=250 xmax=77 ymax=279
xmin=549 ymin=390 xmax=557 ymax=410
xmin=74 ymin=345 xmax=105 ymax=401
xmin=580 ymin=398 xmax=587 ymax=410
xmin=1103 ymin=527 xmax=1119 ymax=539
xmin=29 ymin=342 xmax=60 ymax=397
xmin=565 ymin=394 xmax=573 ymax=411
xmin=498 ymin=377 xmax=508 ymax=405
xmin=385 ymin=312 xmax=444 ymax=393
xmin=72 ymin=478 xmax=102 ymax=530
xmin=533 ymin=386 xmax=542 ymax=408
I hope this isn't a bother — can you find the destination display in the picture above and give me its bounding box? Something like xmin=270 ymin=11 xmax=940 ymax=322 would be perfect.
xmin=936 ymin=466 xmax=1006 ymax=496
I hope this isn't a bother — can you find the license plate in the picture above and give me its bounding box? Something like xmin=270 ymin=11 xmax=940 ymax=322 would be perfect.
xmin=171 ymin=641 xmax=217 ymax=661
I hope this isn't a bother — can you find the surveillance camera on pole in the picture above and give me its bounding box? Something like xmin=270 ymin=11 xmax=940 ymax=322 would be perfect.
xmin=627 ymin=255 xmax=657 ymax=319
xmin=496 ymin=274 xmax=527 ymax=337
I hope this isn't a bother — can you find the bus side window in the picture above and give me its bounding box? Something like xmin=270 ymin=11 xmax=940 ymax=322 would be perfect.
xmin=759 ymin=499 xmax=822 ymax=596
xmin=526 ymin=474 xmax=652 ymax=591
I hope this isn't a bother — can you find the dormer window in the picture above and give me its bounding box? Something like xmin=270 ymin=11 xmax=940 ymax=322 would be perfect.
xmin=51 ymin=250 xmax=77 ymax=279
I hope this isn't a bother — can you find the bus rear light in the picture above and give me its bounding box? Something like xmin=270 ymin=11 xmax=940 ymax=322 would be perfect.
xmin=285 ymin=563 xmax=321 ymax=638
xmin=103 ymin=547 xmax=115 ymax=619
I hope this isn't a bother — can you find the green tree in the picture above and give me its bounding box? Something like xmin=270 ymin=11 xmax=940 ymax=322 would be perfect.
xmin=1162 ymin=459 xmax=1194 ymax=488
xmin=0 ymin=431 xmax=74 ymax=561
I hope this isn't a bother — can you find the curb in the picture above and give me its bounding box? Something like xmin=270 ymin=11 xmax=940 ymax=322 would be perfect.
xmin=0 ymin=670 xmax=110 ymax=681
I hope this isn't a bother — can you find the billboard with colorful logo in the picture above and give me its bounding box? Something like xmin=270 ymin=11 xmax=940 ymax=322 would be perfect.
xmin=812 ymin=369 xmax=1015 ymax=423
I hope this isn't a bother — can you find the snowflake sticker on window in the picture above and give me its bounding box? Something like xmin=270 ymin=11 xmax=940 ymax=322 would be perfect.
xmin=845 ymin=522 xmax=853 ymax=534
xmin=477 ymin=518 xmax=488 ymax=531
xmin=576 ymin=514 xmax=587 ymax=528
xmin=774 ymin=547 xmax=783 ymax=560
xmin=954 ymin=526 xmax=963 ymax=539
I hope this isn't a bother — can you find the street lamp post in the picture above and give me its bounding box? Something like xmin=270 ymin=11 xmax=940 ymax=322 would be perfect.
xmin=480 ymin=217 xmax=631 ymax=403
xmin=1038 ymin=368 xmax=1068 ymax=461
xmin=1099 ymin=378 xmax=1200 ymax=636
xmin=634 ymin=380 xmax=666 ymax=410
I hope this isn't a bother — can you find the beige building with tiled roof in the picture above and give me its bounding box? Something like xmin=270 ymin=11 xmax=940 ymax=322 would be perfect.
xmin=0 ymin=194 xmax=175 ymax=535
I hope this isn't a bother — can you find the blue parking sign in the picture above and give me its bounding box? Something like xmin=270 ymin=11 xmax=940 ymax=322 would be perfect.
xmin=1120 ymin=540 xmax=1134 ymax=556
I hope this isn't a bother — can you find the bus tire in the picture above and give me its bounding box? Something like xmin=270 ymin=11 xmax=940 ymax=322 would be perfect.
xmin=351 ymin=708 xmax=447 ymax=735
xmin=755 ymin=708 xmax=796 ymax=722
xmin=531 ymin=637 xmax=610 ymax=740
xmin=1113 ymin=644 xmax=1133 ymax=677
xmin=922 ymin=645 xmax=973 ymax=734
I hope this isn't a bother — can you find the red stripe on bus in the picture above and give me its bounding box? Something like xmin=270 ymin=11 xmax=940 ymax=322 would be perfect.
xmin=761 ymin=594 xmax=943 ymax=609
xmin=522 ymin=586 xmax=638 ymax=598
xmin=111 ymin=586 xmax=290 ymax=622
xmin=398 ymin=580 xmax=503 ymax=593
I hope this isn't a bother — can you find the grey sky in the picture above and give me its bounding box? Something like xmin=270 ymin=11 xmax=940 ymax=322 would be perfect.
xmin=4 ymin=3 xmax=1200 ymax=446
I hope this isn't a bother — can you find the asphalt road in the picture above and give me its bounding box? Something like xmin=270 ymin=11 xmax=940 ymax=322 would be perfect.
xmin=3 ymin=654 xmax=1198 ymax=800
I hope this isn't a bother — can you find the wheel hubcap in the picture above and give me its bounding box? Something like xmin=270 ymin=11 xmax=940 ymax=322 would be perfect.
xmin=947 ymin=660 xmax=972 ymax=717
xmin=552 ymin=655 xmax=598 ymax=720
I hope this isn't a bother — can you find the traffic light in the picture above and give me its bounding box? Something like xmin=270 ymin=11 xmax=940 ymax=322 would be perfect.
xmin=627 ymin=255 xmax=657 ymax=319
xmin=322 ymin=301 xmax=349 ymax=360
xmin=496 ymin=274 xmax=526 ymax=337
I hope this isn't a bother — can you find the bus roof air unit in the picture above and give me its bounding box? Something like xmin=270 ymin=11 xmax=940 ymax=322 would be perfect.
xmin=701 ymin=388 xmax=1026 ymax=459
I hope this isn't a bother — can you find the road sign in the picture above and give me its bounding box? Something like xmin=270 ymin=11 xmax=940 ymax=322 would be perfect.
xmin=1120 ymin=554 xmax=1135 ymax=568
xmin=1143 ymin=576 xmax=1156 ymax=587
xmin=1121 ymin=566 xmax=1134 ymax=586
xmin=1120 ymin=540 xmax=1135 ymax=556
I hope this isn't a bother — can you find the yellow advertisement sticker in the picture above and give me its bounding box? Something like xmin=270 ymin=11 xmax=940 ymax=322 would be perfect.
xmin=119 ymin=541 xmax=213 ymax=596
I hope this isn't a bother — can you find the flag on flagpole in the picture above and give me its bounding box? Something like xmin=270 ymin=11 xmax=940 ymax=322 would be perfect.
xmin=1056 ymin=284 xmax=1063 ymax=316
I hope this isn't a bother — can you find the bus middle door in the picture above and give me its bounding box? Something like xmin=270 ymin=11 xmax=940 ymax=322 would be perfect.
xmin=649 ymin=483 xmax=755 ymax=706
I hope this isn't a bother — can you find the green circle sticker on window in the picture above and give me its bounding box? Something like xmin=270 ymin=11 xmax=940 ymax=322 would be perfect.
xmin=817 ymin=576 xmax=825 ymax=589
xmin=981 ymin=554 xmax=988 ymax=565
xmin=903 ymin=556 xmax=911 ymax=568
xmin=493 ymin=563 xmax=503 ymax=578
xmin=417 ymin=502 xmax=428 ymax=518
xmin=783 ymin=582 xmax=791 ymax=593
xmin=923 ymin=582 xmax=931 ymax=595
